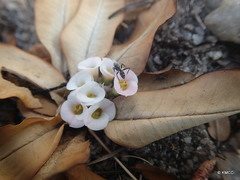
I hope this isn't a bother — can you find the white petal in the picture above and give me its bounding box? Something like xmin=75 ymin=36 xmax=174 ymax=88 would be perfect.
xmin=66 ymin=71 xmax=93 ymax=90
xmin=84 ymin=105 xmax=109 ymax=131
xmin=100 ymin=58 xmax=115 ymax=81
xmin=78 ymin=57 xmax=102 ymax=78
xmin=114 ymin=79 xmax=138 ymax=97
xmin=75 ymin=81 xmax=105 ymax=106
xmin=60 ymin=97 xmax=87 ymax=128
xmin=99 ymin=98 xmax=116 ymax=121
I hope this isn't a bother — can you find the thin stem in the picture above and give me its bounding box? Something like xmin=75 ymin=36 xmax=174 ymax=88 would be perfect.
xmin=88 ymin=129 xmax=137 ymax=180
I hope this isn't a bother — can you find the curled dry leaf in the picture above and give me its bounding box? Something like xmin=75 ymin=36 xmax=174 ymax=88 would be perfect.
xmin=207 ymin=117 xmax=230 ymax=142
xmin=35 ymin=0 xmax=81 ymax=72
xmin=33 ymin=132 xmax=90 ymax=180
xmin=192 ymin=159 xmax=216 ymax=180
xmin=105 ymin=70 xmax=240 ymax=148
xmin=61 ymin=0 xmax=124 ymax=75
xmin=0 ymin=74 xmax=41 ymax=109
xmin=0 ymin=116 xmax=64 ymax=180
xmin=66 ymin=164 xmax=106 ymax=180
xmin=108 ymin=0 xmax=177 ymax=75
xmin=135 ymin=163 xmax=178 ymax=180
xmin=138 ymin=69 xmax=195 ymax=91
xmin=0 ymin=43 xmax=66 ymax=89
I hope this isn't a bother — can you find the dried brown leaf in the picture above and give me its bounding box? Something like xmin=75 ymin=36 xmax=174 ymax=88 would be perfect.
xmin=207 ymin=117 xmax=230 ymax=141
xmin=33 ymin=133 xmax=90 ymax=180
xmin=66 ymin=164 xmax=106 ymax=180
xmin=61 ymin=0 xmax=124 ymax=75
xmin=0 ymin=43 xmax=66 ymax=89
xmin=135 ymin=164 xmax=178 ymax=180
xmin=17 ymin=101 xmax=49 ymax=118
xmin=192 ymin=159 xmax=216 ymax=180
xmin=35 ymin=0 xmax=81 ymax=72
xmin=105 ymin=70 xmax=240 ymax=148
xmin=216 ymin=152 xmax=240 ymax=180
xmin=108 ymin=0 xmax=177 ymax=75
xmin=229 ymin=131 xmax=240 ymax=154
xmin=138 ymin=69 xmax=195 ymax=91
xmin=17 ymin=95 xmax=58 ymax=118
xmin=0 ymin=74 xmax=41 ymax=109
xmin=0 ymin=116 xmax=64 ymax=180
xmin=29 ymin=44 xmax=51 ymax=63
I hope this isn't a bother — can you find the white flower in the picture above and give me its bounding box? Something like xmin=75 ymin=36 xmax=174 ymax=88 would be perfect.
xmin=70 ymin=81 xmax=105 ymax=106
xmin=66 ymin=71 xmax=93 ymax=90
xmin=84 ymin=98 xmax=116 ymax=131
xmin=60 ymin=95 xmax=87 ymax=128
xmin=99 ymin=58 xmax=115 ymax=83
xmin=114 ymin=69 xmax=138 ymax=96
xmin=78 ymin=57 xmax=102 ymax=79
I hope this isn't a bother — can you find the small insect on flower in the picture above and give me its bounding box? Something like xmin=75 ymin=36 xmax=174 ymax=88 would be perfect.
xmin=113 ymin=63 xmax=130 ymax=80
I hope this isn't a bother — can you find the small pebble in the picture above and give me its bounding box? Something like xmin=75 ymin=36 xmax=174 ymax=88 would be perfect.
xmin=184 ymin=137 xmax=192 ymax=144
xmin=153 ymin=55 xmax=162 ymax=65
xmin=192 ymin=34 xmax=204 ymax=45
xmin=208 ymin=51 xmax=223 ymax=60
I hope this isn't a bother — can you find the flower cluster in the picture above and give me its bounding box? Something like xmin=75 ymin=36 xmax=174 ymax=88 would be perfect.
xmin=60 ymin=57 xmax=138 ymax=130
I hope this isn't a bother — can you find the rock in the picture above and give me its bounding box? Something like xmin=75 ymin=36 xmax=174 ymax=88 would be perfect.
xmin=204 ymin=0 xmax=240 ymax=44
xmin=205 ymin=0 xmax=223 ymax=10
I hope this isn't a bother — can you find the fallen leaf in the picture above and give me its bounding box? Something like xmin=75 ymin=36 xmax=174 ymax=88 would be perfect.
xmin=28 ymin=44 xmax=51 ymax=63
xmin=135 ymin=163 xmax=178 ymax=180
xmin=0 ymin=74 xmax=41 ymax=109
xmin=0 ymin=43 xmax=66 ymax=89
xmin=138 ymin=69 xmax=195 ymax=91
xmin=229 ymin=131 xmax=240 ymax=154
xmin=17 ymin=95 xmax=58 ymax=118
xmin=0 ymin=116 xmax=64 ymax=180
xmin=66 ymin=164 xmax=106 ymax=180
xmin=35 ymin=0 xmax=81 ymax=72
xmin=192 ymin=159 xmax=216 ymax=180
xmin=61 ymin=0 xmax=124 ymax=75
xmin=216 ymin=152 xmax=240 ymax=180
xmin=17 ymin=101 xmax=49 ymax=119
xmin=108 ymin=0 xmax=177 ymax=75
xmin=33 ymin=132 xmax=90 ymax=180
xmin=33 ymin=95 xmax=58 ymax=116
xmin=207 ymin=117 xmax=230 ymax=141
xmin=105 ymin=70 xmax=240 ymax=148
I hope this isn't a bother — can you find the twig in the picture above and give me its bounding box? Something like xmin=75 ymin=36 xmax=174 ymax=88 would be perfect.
xmin=88 ymin=129 xmax=138 ymax=180
xmin=88 ymin=148 xmax=124 ymax=165
xmin=121 ymin=155 xmax=153 ymax=166
xmin=194 ymin=13 xmax=206 ymax=30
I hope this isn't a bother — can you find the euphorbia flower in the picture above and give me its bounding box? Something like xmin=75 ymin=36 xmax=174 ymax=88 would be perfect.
xmin=84 ymin=98 xmax=116 ymax=131
xmin=60 ymin=95 xmax=87 ymax=128
xmin=66 ymin=71 xmax=93 ymax=90
xmin=99 ymin=58 xmax=115 ymax=83
xmin=114 ymin=69 xmax=138 ymax=96
xmin=71 ymin=81 xmax=105 ymax=106
xmin=78 ymin=57 xmax=102 ymax=79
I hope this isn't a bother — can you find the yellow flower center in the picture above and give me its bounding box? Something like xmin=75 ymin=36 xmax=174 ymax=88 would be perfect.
xmin=87 ymin=93 xmax=96 ymax=98
xmin=119 ymin=80 xmax=127 ymax=90
xmin=72 ymin=104 xmax=83 ymax=115
xmin=91 ymin=108 xmax=103 ymax=119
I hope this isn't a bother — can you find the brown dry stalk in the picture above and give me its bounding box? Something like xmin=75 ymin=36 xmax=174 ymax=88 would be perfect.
xmin=88 ymin=129 xmax=138 ymax=180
